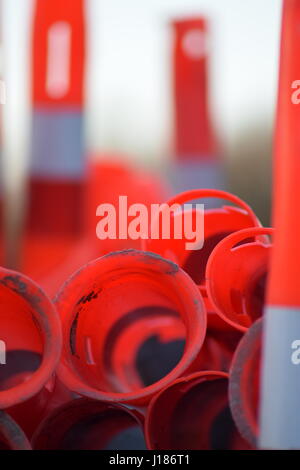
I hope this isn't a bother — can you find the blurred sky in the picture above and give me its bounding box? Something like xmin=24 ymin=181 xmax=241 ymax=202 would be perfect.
xmin=2 ymin=0 xmax=282 ymax=185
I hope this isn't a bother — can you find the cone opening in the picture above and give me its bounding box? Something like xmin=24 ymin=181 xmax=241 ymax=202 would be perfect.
xmin=229 ymin=319 xmax=261 ymax=448
xmin=146 ymin=372 xmax=250 ymax=450
xmin=0 ymin=283 xmax=44 ymax=391
xmin=68 ymin=291 xmax=187 ymax=393
xmin=0 ymin=271 xmax=62 ymax=408
xmin=33 ymin=400 xmax=145 ymax=450
xmin=57 ymin=250 xmax=206 ymax=403
xmin=0 ymin=411 xmax=31 ymax=450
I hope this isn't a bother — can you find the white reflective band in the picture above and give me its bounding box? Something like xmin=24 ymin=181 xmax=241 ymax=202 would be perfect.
xmin=170 ymin=159 xmax=225 ymax=207
xmin=259 ymin=306 xmax=300 ymax=449
xmin=46 ymin=21 xmax=72 ymax=99
xmin=31 ymin=109 xmax=85 ymax=180
xmin=182 ymin=30 xmax=208 ymax=59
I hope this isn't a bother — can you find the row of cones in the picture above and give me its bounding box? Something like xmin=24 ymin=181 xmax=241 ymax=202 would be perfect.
xmin=2 ymin=0 xmax=300 ymax=450
xmin=0 ymin=188 xmax=271 ymax=450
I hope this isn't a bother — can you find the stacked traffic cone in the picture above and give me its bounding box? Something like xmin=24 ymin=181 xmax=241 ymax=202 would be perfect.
xmin=20 ymin=0 xmax=90 ymax=297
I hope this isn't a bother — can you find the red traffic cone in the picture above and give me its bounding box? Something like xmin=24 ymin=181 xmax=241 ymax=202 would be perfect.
xmin=229 ymin=318 xmax=262 ymax=448
xmin=206 ymin=227 xmax=273 ymax=332
xmin=55 ymin=249 xmax=206 ymax=406
xmin=170 ymin=17 xmax=225 ymax=195
xmin=145 ymin=371 xmax=251 ymax=450
xmin=0 ymin=268 xmax=62 ymax=435
xmin=32 ymin=398 xmax=146 ymax=450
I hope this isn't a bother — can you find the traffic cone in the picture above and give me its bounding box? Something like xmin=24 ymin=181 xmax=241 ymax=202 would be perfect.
xmin=259 ymin=0 xmax=300 ymax=449
xmin=20 ymin=0 xmax=92 ymax=297
xmin=229 ymin=318 xmax=261 ymax=449
xmin=170 ymin=17 xmax=225 ymax=198
xmin=33 ymin=398 xmax=146 ymax=450
xmin=145 ymin=371 xmax=251 ymax=450
xmin=55 ymin=249 xmax=206 ymax=406
xmin=0 ymin=268 xmax=62 ymax=435
xmin=143 ymin=189 xmax=261 ymax=327
xmin=206 ymin=227 xmax=273 ymax=332
xmin=143 ymin=189 xmax=261 ymax=371
xmin=86 ymin=156 xmax=170 ymax=256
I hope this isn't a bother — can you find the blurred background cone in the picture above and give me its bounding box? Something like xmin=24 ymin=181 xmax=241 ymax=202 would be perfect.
xmin=169 ymin=17 xmax=225 ymax=202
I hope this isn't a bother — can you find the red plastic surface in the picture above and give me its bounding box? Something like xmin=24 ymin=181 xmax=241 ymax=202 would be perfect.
xmin=27 ymin=179 xmax=85 ymax=237
xmin=86 ymin=158 xmax=170 ymax=254
xmin=172 ymin=18 xmax=216 ymax=158
xmin=32 ymin=0 xmax=85 ymax=107
xmin=267 ymin=0 xmax=300 ymax=306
